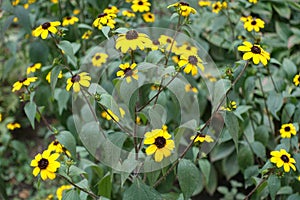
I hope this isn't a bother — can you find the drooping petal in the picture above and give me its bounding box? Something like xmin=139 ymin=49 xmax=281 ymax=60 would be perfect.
xmin=32 ymin=167 xmax=40 ymax=176
xmin=146 ymin=145 xmax=157 ymax=155
xmin=154 ymin=150 xmax=163 ymax=162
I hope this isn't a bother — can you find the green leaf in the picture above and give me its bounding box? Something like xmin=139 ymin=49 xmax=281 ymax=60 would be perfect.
xmin=210 ymin=141 xmax=235 ymax=162
xmin=62 ymin=189 xmax=80 ymax=200
xmin=198 ymin=159 xmax=211 ymax=184
xmin=266 ymin=92 xmax=283 ymax=120
xmin=24 ymin=101 xmax=37 ymax=129
xmin=146 ymin=170 xmax=161 ymax=186
xmin=57 ymin=40 xmax=77 ymax=67
xmin=69 ymin=165 xmax=87 ymax=177
xmin=237 ymin=145 xmax=254 ymax=171
xmin=14 ymin=6 xmax=31 ymax=33
xmin=250 ymin=141 xmax=266 ymax=160
xmin=224 ymin=111 xmax=239 ymax=151
xmin=205 ymin=165 xmax=218 ymax=195
xmin=288 ymin=35 xmax=300 ymax=49
xmin=275 ymin=21 xmax=291 ymax=42
xmin=287 ymin=194 xmax=300 ymax=200
xmin=273 ymin=3 xmax=291 ymax=19
xmin=97 ymin=172 xmax=112 ymax=198
xmin=282 ymin=58 xmax=297 ymax=80
xmin=222 ymin=152 xmax=239 ymax=180
xmin=2 ymin=57 xmax=15 ymax=80
xmin=0 ymin=177 xmax=8 ymax=200
xmin=268 ymin=174 xmax=281 ymax=200
xmin=56 ymin=131 xmax=76 ymax=158
xmin=123 ymin=179 xmax=162 ymax=200
xmin=277 ymin=186 xmax=293 ymax=195
xmin=212 ymin=79 xmax=231 ymax=111
xmin=54 ymin=88 xmax=70 ymax=115
xmin=29 ymin=41 xmax=49 ymax=63
xmin=178 ymin=159 xmax=201 ymax=199
xmin=281 ymin=103 xmax=295 ymax=123
xmin=101 ymin=26 xmax=110 ymax=39
xmin=254 ymin=125 xmax=270 ymax=146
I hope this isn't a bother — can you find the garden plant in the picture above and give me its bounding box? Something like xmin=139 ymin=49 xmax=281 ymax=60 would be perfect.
xmin=1 ymin=0 xmax=300 ymax=199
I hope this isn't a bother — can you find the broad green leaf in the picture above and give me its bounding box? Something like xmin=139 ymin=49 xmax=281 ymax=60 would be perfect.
xmin=146 ymin=170 xmax=161 ymax=186
xmin=288 ymin=35 xmax=300 ymax=49
xmin=2 ymin=57 xmax=15 ymax=80
xmin=62 ymin=189 xmax=80 ymax=200
xmin=268 ymin=174 xmax=281 ymax=200
xmin=57 ymin=131 xmax=76 ymax=158
xmin=277 ymin=186 xmax=293 ymax=195
xmin=0 ymin=176 xmax=8 ymax=200
xmin=254 ymin=125 xmax=270 ymax=146
xmin=212 ymin=79 xmax=231 ymax=111
xmin=101 ymin=26 xmax=110 ymax=39
xmin=69 ymin=165 xmax=87 ymax=177
xmin=145 ymin=50 xmax=165 ymax=64
xmin=14 ymin=6 xmax=31 ymax=33
xmin=57 ymin=40 xmax=77 ymax=67
xmin=29 ymin=41 xmax=49 ymax=63
xmin=24 ymin=101 xmax=37 ymax=129
xmin=273 ymin=3 xmax=291 ymax=19
xmin=123 ymin=179 xmax=162 ymax=200
xmin=222 ymin=152 xmax=239 ymax=180
xmin=275 ymin=21 xmax=291 ymax=42
xmin=266 ymin=92 xmax=283 ymax=120
xmin=97 ymin=172 xmax=112 ymax=198
xmin=210 ymin=141 xmax=235 ymax=162
xmin=282 ymin=58 xmax=297 ymax=80
xmin=205 ymin=165 xmax=218 ymax=195
xmin=178 ymin=159 xmax=201 ymax=199
xmin=287 ymin=194 xmax=300 ymax=200
xmin=198 ymin=159 xmax=211 ymax=184
xmin=281 ymin=103 xmax=295 ymax=123
xmin=237 ymin=145 xmax=254 ymax=171
xmin=54 ymin=88 xmax=70 ymax=115
xmin=224 ymin=111 xmax=239 ymax=151
xmin=250 ymin=141 xmax=266 ymax=160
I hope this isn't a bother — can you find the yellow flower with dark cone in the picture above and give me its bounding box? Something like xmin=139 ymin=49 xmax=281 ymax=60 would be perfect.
xmin=190 ymin=134 xmax=214 ymax=143
xmin=116 ymin=63 xmax=138 ymax=83
xmin=92 ymin=53 xmax=108 ymax=67
xmin=48 ymin=140 xmax=71 ymax=157
xmin=27 ymin=63 xmax=42 ymax=74
xmin=62 ymin=16 xmax=79 ymax=26
xmin=280 ymin=123 xmax=296 ymax=138
xmin=238 ymin=41 xmax=270 ymax=66
xmin=115 ymin=30 xmax=152 ymax=53
xmin=158 ymin=35 xmax=180 ymax=54
xmin=122 ymin=10 xmax=136 ymax=18
xmin=243 ymin=16 xmax=265 ymax=32
xmin=66 ymin=72 xmax=91 ymax=93
xmin=177 ymin=43 xmax=198 ymax=56
xmin=221 ymin=101 xmax=237 ymax=111
xmin=211 ymin=2 xmax=223 ymax=13
xmin=270 ymin=149 xmax=296 ymax=172
xmin=30 ymin=150 xmax=60 ymax=180
xmin=178 ymin=54 xmax=204 ymax=76
xmin=32 ymin=21 xmax=61 ymax=39
xmin=144 ymin=128 xmax=175 ymax=162
xmin=167 ymin=2 xmax=197 ymax=17
xmin=82 ymin=30 xmax=92 ymax=40
xmin=131 ymin=0 xmax=151 ymax=12
xmin=92 ymin=13 xmax=116 ymax=30
xmin=46 ymin=71 xmax=63 ymax=83
xmin=293 ymin=73 xmax=300 ymax=86
xmin=7 ymin=122 xmax=21 ymax=130
xmin=56 ymin=185 xmax=72 ymax=200
xmin=101 ymin=108 xmax=125 ymax=122
xmin=198 ymin=1 xmax=211 ymax=7
xmin=185 ymin=84 xmax=198 ymax=93
xmin=12 ymin=77 xmax=38 ymax=92
xmin=142 ymin=12 xmax=155 ymax=23
xmin=104 ymin=6 xmax=119 ymax=14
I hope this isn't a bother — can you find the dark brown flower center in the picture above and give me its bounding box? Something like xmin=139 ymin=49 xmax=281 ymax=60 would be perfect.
xmin=53 ymin=141 xmax=59 ymax=145
xmin=124 ymin=68 xmax=133 ymax=76
xmin=180 ymin=2 xmax=189 ymax=6
xmin=95 ymin=55 xmax=101 ymax=60
xmin=188 ymin=55 xmax=198 ymax=65
xmin=71 ymin=74 xmax=80 ymax=83
xmin=66 ymin=16 xmax=72 ymax=20
xmin=154 ymin=136 xmax=166 ymax=149
xmin=186 ymin=46 xmax=191 ymax=50
xmin=38 ymin=158 xmax=49 ymax=169
xmin=138 ymin=1 xmax=143 ymax=5
xmin=153 ymin=40 xmax=159 ymax=45
xmin=148 ymin=14 xmax=152 ymax=18
xmin=166 ymin=38 xmax=172 ymax=43
xmin=251 ymin=46 xmax=261 ymax=54
xmin=98 ymin=13 xmax=107 ymax=18
xmin=251 ymin=20 xmax=257 ymax=25
xmin=281 ymin=155 xmax=289 ymax=163
xmin=284 ymin=126 xmax=291 ymax=132
xmin=214 ymin=5 xmax=219 ymax=9
xmin=125 ymin=30 xmax=138 ymax=40
xmin=42 ymin=22 xmax=51 ymax=29
xmin=298 ymin=76 xmax=300 ymax=82
xmin=19 ymin=78 xmax=27 ymax=83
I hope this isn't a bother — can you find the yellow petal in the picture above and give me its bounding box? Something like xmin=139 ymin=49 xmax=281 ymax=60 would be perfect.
xmin=146 ymin=145 xmax=157 ymax=155
xmin=41 ymin=30 xmax=49 ymax=39
xmin=154 ymin=150 xmax=163 ymax=162
xmin=33 ymin=167 xmax=40 ymax=176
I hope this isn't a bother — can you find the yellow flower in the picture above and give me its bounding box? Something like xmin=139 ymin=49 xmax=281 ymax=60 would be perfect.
xmin=198 ymin=1 xmax=211 ymax=7
xmin=280 ymin=123 xmax=297 ymax=138
xmin=27 ymin=63 xmax=42 ymax=74
xmin=177 ymin=43 xmax=198 ymax=56
xmin=116 ymin=63 xmax=138 ymax=83
xmin=7 ymin=122 xmax=21 ymax=130
xmin=66 ymin=72 xmax=91 ymax=93
xmin=190 ymin=134 xmax=214 ymax=143
xmin=243 ymin=16 xmax=264 ymax=32
xmin=185 ymin=84 xmax=198 ymax=93
xmin=101 ymin=108 xmax=125 ymax=122
xmin=92 ymin=13 xmax=116 ymax=30
xmin=211 ymin=2 xmax=223 ymax=14
xmin=167 ymin=2 xmax=197 ymax=17
xmin=81 ymin=30 xmax=92 ymax=40
xmin=92 ymin=53 xmax=108 ymax=67
xmin=142 ymin=12 xmax=155 ymax=23
xmin=237 ymin=41 xmax=270 ymax=66
xmin=248 ymin=0 xmax=258 ymax=4
xmin=131 ymin=0 xmax=151 ymax=12
xmin=23 ymin=3 xmax=29 ymax=9
xmin=104 ymin=6 xmax=119 ymax=14
xmin=158 ymin=34 xmax=180 ymax=54
xmin=46 ymin=71 xmax=63 ymax=83
xmin=46 ymin=194 xmax=54 ymax=200
xmin=144 ymin=128 xmax=175 ymax=162
xmin=0 ymin=113 xmax=2 ymax=122
xmin=51 ymin=0 xmax=58 ymax=3
xmin=240 ymin=16 xmax=250 ymax=22
xmin=32 ymin=21 xmax=61 ymax=39
xmin=122 ymin=10 xmax=136 ymax=18
xmin=12 ymin=0 xmax=19 ymax=6
xmin=221 ymin=101 xmax=237 ymax=111
xmin=56 ymin=185 xmax=72 ymax=200
xmin=12 ymin=77 xmax=38 ymax=92
xmin=30 ymin=150 xmax=61 ymax=180
xmin=270 ymin=149 xmax=296 ymax=172
xmin=62 ymin=16 xmax=79 ymax=26
xmin=48 ymin=140 xmax=71 ymax=157
xmin=293 ymin=73 xmax=300 ymax=86
xmin=73 ymin=9 xmax=80 ymax=15
xmin=151 ymin=84 xmax=160 ymax=91
xmin=136 ymin=116 xmax=141 ymax=125
xmin=115 ymin=30 xmax=152 ymax=53
xmin=178 ymin=54 xmax=204 ymax=76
